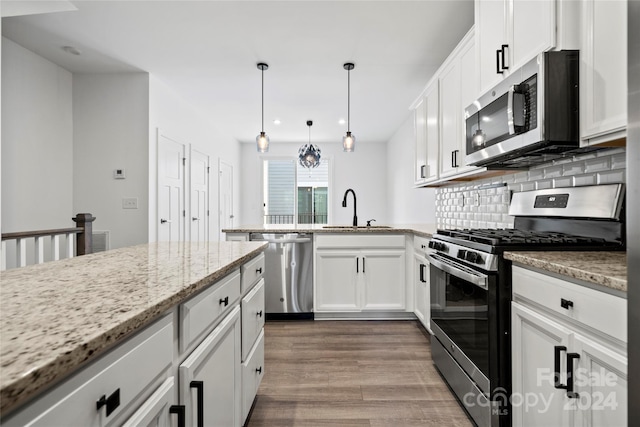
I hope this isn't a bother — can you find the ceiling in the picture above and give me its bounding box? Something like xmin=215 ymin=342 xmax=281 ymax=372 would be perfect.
xmin=1 ymin=1 xmax=474 ymax=146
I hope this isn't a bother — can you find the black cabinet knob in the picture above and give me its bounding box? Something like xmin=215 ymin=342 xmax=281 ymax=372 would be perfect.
xmin=96 ymin=388 xmax=120 ymax=417
xmin=219 ymin=296 xmax=229 ymax=306
xmin=560 ymin=298 xmax=573 ymax=310
xmin=256 ymin=366 xmax=263 ymax=374
xmin=256 ymin=267 xmax=263 ymax=274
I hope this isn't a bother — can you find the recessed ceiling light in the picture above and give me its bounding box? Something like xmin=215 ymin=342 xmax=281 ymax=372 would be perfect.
xmin=62 ymin=45 xmax=82 ymax=56
xmin=273 ymin=119 xmax=281 ymax=125
xmin=338 ymin=119 xmax=346 ymax=125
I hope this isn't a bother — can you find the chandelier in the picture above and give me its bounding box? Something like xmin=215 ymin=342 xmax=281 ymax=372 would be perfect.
xmin=298 ymin=120 xmax=321 ymax=168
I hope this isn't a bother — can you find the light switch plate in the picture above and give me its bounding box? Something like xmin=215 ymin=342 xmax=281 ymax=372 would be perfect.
xmin=122 ymin=197 xmax=138 ymax=209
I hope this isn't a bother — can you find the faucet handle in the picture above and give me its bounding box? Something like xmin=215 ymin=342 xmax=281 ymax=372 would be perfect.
xmin=366 ymin=219 xmax=376 ymax=227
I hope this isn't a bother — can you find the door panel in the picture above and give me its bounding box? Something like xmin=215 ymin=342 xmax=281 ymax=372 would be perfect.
xmin=190 ymin=149 xmax=209 ymax=243
xmin=158 ymin=133 xmax=185 ymax=242
xmin=219 ymin=160 xmax=234 ymax=240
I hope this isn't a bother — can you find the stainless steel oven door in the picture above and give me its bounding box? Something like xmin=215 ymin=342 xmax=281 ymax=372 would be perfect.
xmin=428 ymin=253 xmax=493 ymax=393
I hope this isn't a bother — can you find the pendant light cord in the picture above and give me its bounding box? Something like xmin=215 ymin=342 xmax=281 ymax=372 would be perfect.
xmin=261 ymin=68 xmax=265 ymax=133
xmin=347 ymin=68 xmax=351 ymax=132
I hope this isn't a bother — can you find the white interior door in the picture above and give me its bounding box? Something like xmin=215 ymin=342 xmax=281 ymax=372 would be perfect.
xmin=190 ymin=149 xmax=210 ymax=243
xmin=218 ymin=160 xmax=234 ymax=240
xmin=158 ymin=133 xmax=185 ymax=242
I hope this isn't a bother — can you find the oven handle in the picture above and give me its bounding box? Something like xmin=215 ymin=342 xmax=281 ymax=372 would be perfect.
xmin=427 ymin=254 xmax=489 ymax=290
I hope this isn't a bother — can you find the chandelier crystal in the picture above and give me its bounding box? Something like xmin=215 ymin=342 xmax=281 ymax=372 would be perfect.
xmin=298 ymin=120 xmax=321 ymax=168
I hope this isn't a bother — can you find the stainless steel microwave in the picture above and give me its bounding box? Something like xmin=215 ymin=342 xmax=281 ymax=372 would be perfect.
xmin=465 ymin=50 xmax=583 ymax=169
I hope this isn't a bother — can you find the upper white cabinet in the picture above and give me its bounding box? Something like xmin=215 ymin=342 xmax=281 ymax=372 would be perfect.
xmin=413 ymin=81 xmax=439 ymax=185
xmin=580 ymin=0 xmax=628 ymax=146
xmin=439 ymin=32 xmax=478 ymax=178
xmin=476 ymin=0 xmax=558 ymax=94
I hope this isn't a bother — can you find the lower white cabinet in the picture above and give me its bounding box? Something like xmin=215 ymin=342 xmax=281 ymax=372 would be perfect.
xmin=241 ymin=330 xmax=265 ymax=422
xmin=413 ymin=253 xmax=430 ymax=331
xmin=179 ymin=306 xmax=242 ymax=427
xmin=1 ymin=315 xmax=174 ymax=427
xmin=511 ymin=266 xmax=627 ymax=427
xmin=314 ymin=234 xmax=406 ymax=313
xmin=121 ymin=377 xmax=176 ymax=427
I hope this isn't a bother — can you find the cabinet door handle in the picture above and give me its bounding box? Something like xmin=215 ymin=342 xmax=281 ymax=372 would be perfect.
xmin=256 ymin=366 xmax=263 ymax=374
xmin=256 ymin=267 xmax=263 ymax=274
xmin=501 ymin=44 xmax=509 ymax=70
xmin=453 ymin=150 xmax=459 ymax=168
xmin=560 ymin=298 xmax=573 ymax=309
xmin=420 ymin=165 xmax=426 ymax=179
xmin=566 ymin=353 xmax=581 ymax=398
xmin=363 ymin=257 xmax=366 ymax=273
xmin=219 ymin=296 xmax=229 ymax=306
xmin=190 ymin=380 xmax=204 ymax=427
xmin=96 ymin=388 xmax=120 ymax=417
xmin=357 ymin=257 xmax=359 ymax=273
xmin=496 ymin=49 xmax=503 ymax=74
xmin=256 ymin=310 xmax=263 ymax=318
xmin=419 ymin=263 xmax=426 ymax=283
xmin=169 ymin=405 xmax=186 ymax=427
xmin=554 ymin=345 xmax=567 ymax=389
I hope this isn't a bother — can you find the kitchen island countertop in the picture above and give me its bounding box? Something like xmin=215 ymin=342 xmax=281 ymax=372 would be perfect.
xmin=504 ymin=251 xmax=627 ymax=293
xmin=223 ymin=223 xmax=437 ymax=239
xmin=0 ymin=241 xmax=267 ymax=416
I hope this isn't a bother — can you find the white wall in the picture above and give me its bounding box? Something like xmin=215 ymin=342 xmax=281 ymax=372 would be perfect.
xmin=148 ymin=75 xmax=241 ymax=242
xmin=386 ymin=113 xmax=436 ymax=224
xmin=73 ymin=73 xmax=150 ymax=249
xmin=1 ymin=37 xmax=73 ymax=232
xmin=239 ymin=140 xmax=388 ymax=226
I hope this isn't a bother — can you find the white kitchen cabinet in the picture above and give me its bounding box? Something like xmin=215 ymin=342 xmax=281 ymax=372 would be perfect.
xmin=1 ymin=315 xmax=174 ymax=427
xmin=580 ymin=0 xmax=627 ymax=146
xmin=413 ymin=236 xmax=430 ymax=331
xmin=226 ymin=232 xmax=250 ymax=241
xmin=439 ymin=30 xmax=478 ymax=178
xmin=476 ymin=0 xmax=556 ymax=94
xmin=241 ymin=278 xmax=265 ymax=361
xmin=121 ymin=377 xmax=176 ymax=427
xmin=314 ymin=234 xmax=407 ymax=314
xmin=413 ymin=81 xmax=439 ymax=185
xmin=511 ymin=266 xmax=627 ymax=426
xmin=179 ymin=306 xmax=242 ymax=427
xmin=241 ymin=330 xmax=265 ymax=422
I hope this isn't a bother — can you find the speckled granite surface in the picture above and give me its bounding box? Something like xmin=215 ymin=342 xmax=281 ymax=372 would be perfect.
xmin=223 ymin=223 xmax=436 ymax=238
xmin=0 ymin=241 xmax=266 ymax=415
xmin=504 ymin=251 xmax=627 ymax=292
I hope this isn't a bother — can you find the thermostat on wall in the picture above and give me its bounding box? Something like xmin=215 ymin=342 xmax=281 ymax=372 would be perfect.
xmin=114 ymin=168 xmax=126 ymax=179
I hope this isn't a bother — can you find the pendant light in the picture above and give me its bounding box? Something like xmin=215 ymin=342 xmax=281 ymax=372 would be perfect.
xmin=342 ymin=62 xmax=356 ymax=152
xmin=298 ymin=120 xmax=321 ymax=168
xmin=256 ymin=63 xmax=270 ymax=153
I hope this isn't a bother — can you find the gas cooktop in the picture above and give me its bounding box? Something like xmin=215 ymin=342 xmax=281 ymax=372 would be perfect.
xmin=435 ymin=228 xmax=611 ymax=247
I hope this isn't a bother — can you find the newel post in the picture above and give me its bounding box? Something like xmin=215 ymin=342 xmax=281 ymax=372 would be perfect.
xmin=72 ymin=213 xmax=96 ymax=256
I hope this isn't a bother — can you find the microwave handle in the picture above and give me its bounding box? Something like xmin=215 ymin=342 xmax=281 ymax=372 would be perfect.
xmin=507 ymin=85 xmax=526 ymax=135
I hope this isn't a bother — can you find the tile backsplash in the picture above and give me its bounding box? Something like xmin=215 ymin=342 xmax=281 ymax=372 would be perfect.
xmin=435 ymin=148 xmax=626 ymax=229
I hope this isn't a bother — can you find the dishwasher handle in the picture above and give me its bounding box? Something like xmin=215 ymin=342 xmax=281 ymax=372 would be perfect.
xmin=250 ymin=234 xmax=312 ymax=244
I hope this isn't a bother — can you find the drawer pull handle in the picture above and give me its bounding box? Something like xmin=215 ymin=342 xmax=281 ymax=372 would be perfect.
xmin=256 ymin=267 xmax=263 ymax=274
xmin=554 ymin=346 xmax=567 ymax=389
xmin=560 ymin=298 xmax=574 ymax=310
xmin=257 ymin=310 xmax=263 ymax=317
xmin=169 ymin=405 xmax=186 ymax=427
xmin=566 ymin=353 xmax=581 ymax=399
xmin=219 ymin=296 xmax=229 ymax=306
xmin=96 ymin=388 xmax=120 ymax=417
xmin=190 ymin=381 xmax=204 ymax=427
xmin=419 ymin=263 xmax=427 ymax=283
xmin=256 ymin=366 xmax=263 ymax=374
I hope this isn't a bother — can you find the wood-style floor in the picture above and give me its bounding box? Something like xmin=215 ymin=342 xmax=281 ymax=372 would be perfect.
xmin=245 ymin=320 xmax=474 ymax=427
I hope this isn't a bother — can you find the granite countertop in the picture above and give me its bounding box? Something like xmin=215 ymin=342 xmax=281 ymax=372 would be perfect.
xmin=504 ymin=251 xmax=627 ymax=292
xmin=223 ymin=223 xmax=436 ymax=239
xmin=0 ymin=241 xmax=267 ymax=415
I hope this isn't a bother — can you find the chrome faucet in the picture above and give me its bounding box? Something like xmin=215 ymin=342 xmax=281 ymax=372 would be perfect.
xmin=342 ymin=188 xmax=357 ymax=226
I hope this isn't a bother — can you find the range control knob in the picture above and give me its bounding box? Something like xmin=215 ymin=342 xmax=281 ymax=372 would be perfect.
xmin=429 ymin=241 xmax=448 ymax=252
xmin=466 ymin=251 xmax=484 ymax=264
xmin=457 ymin=249 xmax=467 ymax=259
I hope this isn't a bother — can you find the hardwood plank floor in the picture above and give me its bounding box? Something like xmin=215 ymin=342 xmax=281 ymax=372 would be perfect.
xmin=245 ymin=320 xmax=474 ymax=427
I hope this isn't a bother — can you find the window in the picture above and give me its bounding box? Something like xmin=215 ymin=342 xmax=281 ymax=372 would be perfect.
xmin=263 ymin=158 xmax=330 ymax=225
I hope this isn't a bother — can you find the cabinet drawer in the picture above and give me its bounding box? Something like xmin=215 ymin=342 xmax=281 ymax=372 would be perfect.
xmin=180 ymin=270 xmax=241 ymax=353
xmin=241 ymin=253 xmax=265 ymax=294
xmin=241 ymin=279 xmax=265 ymax=361
xmin=241 ymin=330 xmax=265 ymax=424
xmin=4 ymin=315 xmax=173 ymax=427
xmin=512 ymin=266 xmax=626 ymax=342
xmin=315 ymin=234 xmax=405 ymax=249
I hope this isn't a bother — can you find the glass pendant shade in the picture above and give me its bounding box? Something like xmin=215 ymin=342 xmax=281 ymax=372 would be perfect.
xmin=343 ymin=131 xmax=356 ymax=152
xmin=256 ymin=131 xmax=269 ymax=153
xmin=299 ymin=120 xmax=321 ymax=168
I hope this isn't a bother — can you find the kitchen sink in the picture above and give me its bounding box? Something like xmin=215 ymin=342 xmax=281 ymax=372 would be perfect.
xmin=321 ymin=225 xmax=392 ymax=229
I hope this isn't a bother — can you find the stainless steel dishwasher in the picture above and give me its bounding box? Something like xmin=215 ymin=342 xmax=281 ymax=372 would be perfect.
xmin=249 ymin=233 xmax=313 ymax=319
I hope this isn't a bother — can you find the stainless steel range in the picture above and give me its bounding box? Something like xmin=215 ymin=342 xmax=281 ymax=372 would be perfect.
xmin=428 ymin=184 xmax=625 ymax=427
